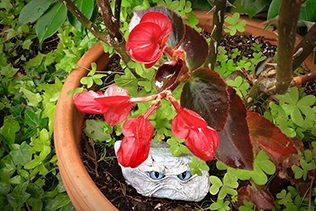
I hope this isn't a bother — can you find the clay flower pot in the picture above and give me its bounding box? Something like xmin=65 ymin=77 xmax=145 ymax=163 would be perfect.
xmin=54 ymin=41 xmax=118 ymax=211
xmin=54 ymin=12 xmax=314 ymax=211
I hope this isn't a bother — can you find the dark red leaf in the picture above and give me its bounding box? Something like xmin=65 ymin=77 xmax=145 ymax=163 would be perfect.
xmin=215 ymin=87 xmax=254 ymax=170
xmin=224 ymin=70 xmax=247 ymax=82
xmin=237 ymin=183 xmax=276 ymax=210
xmin=180 ymin=68 xmax=229 ymax=131
xmin=179 ymin=24 xmax=208 ymax=70
xmin=246 ymin=110 xmax=298 ymax=165
xmin=154 ymin=58 xmax=184 ymax=92
xmin=247 ymin=183 xmax=276 ymax=209
xmin=130 ymin=6 xmax=185 ymax=48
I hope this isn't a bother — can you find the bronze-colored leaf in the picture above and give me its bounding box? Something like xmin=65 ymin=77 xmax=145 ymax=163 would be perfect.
xmin=180 ymin=68 xmax=229 ymax=131
xmin=154 ymin=58 xmax=184 ymax=92
xmin=215 ymin=87 xmax=254 ymax=170
xmin=180 ymin=24 xmax=208 ymax=71
xmin=240 ymin=183 xmax=276 ymax=210
xmin=246 ymin=110 xmax=298 ymax=165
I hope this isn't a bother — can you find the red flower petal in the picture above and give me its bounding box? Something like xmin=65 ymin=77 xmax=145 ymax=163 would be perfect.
xmin=171 ymin=107 xmax=219 ymax=160
xmin=117 ymin=116 xmax=154 ymax=168
xmin=122 ymin=116 xmax=154 ymax=141
xmin=104 ymin=85 xmax=129 ymax=97
xmin=140 ymin=11 xmax=171 ymax=41
xmin=117 ymin=136 xmax=151 ymax=168
xmin=95 ymin=96 xmax=132 ymax=125
xmin=185 ymin=126 xmax=219 ymax=161
xmin=171 ymin=108 xmax=208 ymax=138
xmin=126 ymin=22 xmax=162 ymax=63
xmin=73 ymin=91 xmax=108 ymax=114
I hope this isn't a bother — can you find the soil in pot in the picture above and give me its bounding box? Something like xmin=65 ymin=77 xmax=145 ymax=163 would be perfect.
xmin=81 ymin=33 xmax=315 ymax=211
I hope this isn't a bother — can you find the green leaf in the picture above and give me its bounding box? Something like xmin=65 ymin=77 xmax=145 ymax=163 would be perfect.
xmin=209 ymin=176 xmax=223 ymax=195
xmin=267 ymin=0 xmax=281 ymax=20
xmin=297 ymin=95 xmax=316 ymax=106
xmin=35 ymin=2 xmax=67 ymax=45
xmin=0 ymin=64 xmax=19 ymax=78
xmin=20 ymin=87 xmax=42 ymax=107
xmin=68 ymin=0 xmax=95 ymax=33
xmin=18 ymin=0 xmax=54 ymax=26
xmin=50 ymin=193 xmax=70 ymax=211
xmin=9 ymin=141 xmax=31 ymax=166
xmin=291 ymin=106 xmax=304 ymax=127
xmin=28 ymin=197 xmax=43 ymax=211
xmin=24 ymin=156 xmax=41 ymax=170
xmin=11 ymin=181 xmax=31 ymax=207
xmin=25 ymin=109 xmax=39 ymax=128
xmin=0 ymin=115 xmax=20 ymax=146
xmin=0 ymin=181 xmax=11 ymax=194
xmin=83 ymin=119 xmax=111 ymax=142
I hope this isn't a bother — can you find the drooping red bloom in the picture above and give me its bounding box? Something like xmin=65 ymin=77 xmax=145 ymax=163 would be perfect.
xmin=73 ymin=86 xmax=132 ymax=125
xmin=126 ymin=11 xmax=172 ymax=68
xmin=171 ymin=107 xmax=219 ymax=161
xmin=116 ymin=116 xmax=154 ymax=168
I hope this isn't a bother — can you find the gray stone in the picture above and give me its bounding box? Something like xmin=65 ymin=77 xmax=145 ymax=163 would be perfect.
xmin=114 ymin=141 xmax=210 ymax=202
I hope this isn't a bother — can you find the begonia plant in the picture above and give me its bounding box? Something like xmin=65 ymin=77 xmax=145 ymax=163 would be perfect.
xmin=73 ymin=6 xmax=298 ymax=172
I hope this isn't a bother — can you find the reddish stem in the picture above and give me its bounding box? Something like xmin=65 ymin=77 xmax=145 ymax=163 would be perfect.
xmin=290 ymin=71 xmax=316 ymax=87
xmin=165 ymin=91 xmax=181 ymax=112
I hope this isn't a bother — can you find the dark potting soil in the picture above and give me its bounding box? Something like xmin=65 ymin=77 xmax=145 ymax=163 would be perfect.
xmin=81 ymin=34 xmax=315 ymax=211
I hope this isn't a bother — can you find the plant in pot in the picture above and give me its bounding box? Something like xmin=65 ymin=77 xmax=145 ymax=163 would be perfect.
xmin=48 ymin=0 xmax=316 ymax=210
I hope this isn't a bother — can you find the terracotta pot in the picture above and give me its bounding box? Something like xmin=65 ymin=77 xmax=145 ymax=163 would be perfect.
xmin=54 ymin=12 xmax=314 ymax=211
xmin=193 ymin=11 xmax=314 ymax=70
xmin=54 ymin=41 xmax=118 ymax=211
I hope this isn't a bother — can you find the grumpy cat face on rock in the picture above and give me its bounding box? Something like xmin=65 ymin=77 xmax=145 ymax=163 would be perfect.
xmin=114 ymin=141 xmax=210 ymax=202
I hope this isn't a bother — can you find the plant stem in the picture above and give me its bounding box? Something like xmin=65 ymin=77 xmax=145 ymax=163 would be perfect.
xmin=62 ymin=0 xmax=140 ymax=78
xmin=61 ymin=0 xmax=111 ymax=43
xmin=292 ymin=23 xmax=316 ymax=71
xmin=96 ymin=0 xmax=140 ymax=78
xmin=114 ymin=0 xmax=122 ymax=28
xmin=96 ymin=0 xmax=123 ymax=42
xmin=275 ymin=0 xmax=302 ymax=94
xmin=204 ymin=0 xmax=226 ymax=70
xmin=244 ymin=0 xmax=302 ymax=109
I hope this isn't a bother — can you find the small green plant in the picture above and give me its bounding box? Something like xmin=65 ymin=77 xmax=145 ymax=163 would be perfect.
xmin=209 ymin=168 xmax=239 ymax=200
xmin=264 ymin=86 xmax=316 ymax=139
xmin=224 ymin=13 xmax=246 ymax=36
xmin=226 ymin=76 xmax=250 ymax=98
xmin=188 ymin=156 xmax=210 ymax=176
xmin=291 ymin=149 xmax=316 ymax=180
xmin=210 ymin=199 xmax=230 ymax=211
xmin=79 ymin=63 xmax=107 ymax=89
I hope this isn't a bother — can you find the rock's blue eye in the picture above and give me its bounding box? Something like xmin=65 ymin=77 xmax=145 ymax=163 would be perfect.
xmin=149 ymin=171 xmax=164 ymax=180
xmin=177 ymin=171 xmax=191 ymax=180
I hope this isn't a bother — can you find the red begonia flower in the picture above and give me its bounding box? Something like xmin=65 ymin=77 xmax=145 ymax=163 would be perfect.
xmin=126 ymin=11 xmax=172 ymax=68
xmin=171 ymin=107 xmax=219 ymax=161
xmin=73 ymin=91 xmax=107 ymax=114
xmin=116 ymin=116 xmax=154 ymax=168
xmin=73 ymin=86 xmax=132 ymax=125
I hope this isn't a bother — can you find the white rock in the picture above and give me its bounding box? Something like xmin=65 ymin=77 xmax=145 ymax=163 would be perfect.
xmin=114 ymin=141 xmax=210 ymax=202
